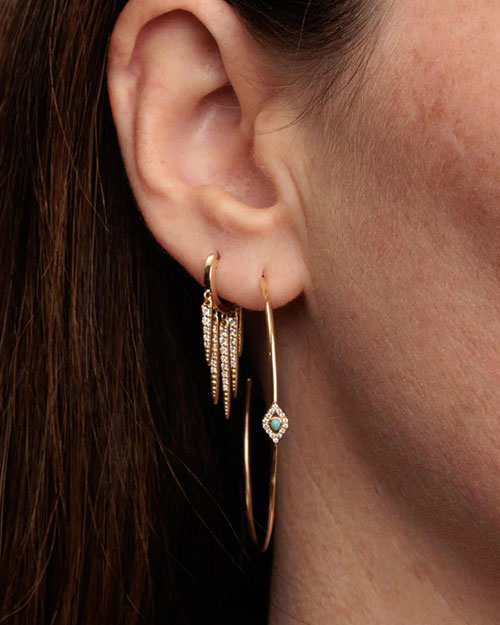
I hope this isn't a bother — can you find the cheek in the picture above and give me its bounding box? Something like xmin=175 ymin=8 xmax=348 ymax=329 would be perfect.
xmin=306 ymin=0 xmax=500 ymax=568
xmin=371 ymin=0 xmax=500 ymax=240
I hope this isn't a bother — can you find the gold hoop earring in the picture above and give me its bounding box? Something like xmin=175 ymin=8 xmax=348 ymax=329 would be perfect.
xmin=201 ymin=253 xmax=243 ymax=419
xmin=244 ymin=275 xmax=289 ymax=552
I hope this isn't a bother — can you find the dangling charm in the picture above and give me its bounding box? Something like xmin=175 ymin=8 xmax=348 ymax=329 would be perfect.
xmin=262 ymin=402 xmax=289 ymax=444
xmin=201 ymin=253 xmax=242 ymax=419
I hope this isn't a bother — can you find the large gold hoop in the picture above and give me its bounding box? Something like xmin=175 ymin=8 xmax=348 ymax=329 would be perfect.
xmin=244 ymin=275 xmax=288 ymax=552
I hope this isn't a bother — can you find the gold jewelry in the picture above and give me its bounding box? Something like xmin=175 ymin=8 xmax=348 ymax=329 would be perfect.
xmin=244 ymin=275 xmax=289 ymax=552
xmin=201 ymin=253 xmax=243 ymax=419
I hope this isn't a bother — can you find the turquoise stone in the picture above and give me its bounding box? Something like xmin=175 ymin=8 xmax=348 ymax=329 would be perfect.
xmin=270 ymin=417 xmax=282 ymax=432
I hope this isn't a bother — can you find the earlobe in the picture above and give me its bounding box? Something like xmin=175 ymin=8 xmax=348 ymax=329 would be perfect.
xmin=107 ymin=0 xmax=309 ymax=310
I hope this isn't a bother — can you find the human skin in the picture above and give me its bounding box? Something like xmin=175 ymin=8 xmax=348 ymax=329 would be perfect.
xmin=270 ymin=1 xmax=500 ymax=623
xmin=107 ymin=0 xmax=500 ymax=622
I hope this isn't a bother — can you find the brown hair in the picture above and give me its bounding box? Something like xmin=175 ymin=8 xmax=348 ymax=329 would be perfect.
xmin=0 ymin=0 xmax=372 ymax=622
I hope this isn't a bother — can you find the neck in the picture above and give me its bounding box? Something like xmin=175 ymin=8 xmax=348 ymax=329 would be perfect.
xmin=266 ymin=303 xmax=500 ymax=625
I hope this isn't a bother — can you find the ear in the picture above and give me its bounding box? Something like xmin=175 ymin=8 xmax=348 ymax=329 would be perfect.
xmin=107 ymin=0 xmax=309 ymax=310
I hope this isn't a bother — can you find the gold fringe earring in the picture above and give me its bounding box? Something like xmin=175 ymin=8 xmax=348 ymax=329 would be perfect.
xmin=201 ymin=253 xmax=243 ymax=419
xmin=244 ymin=275 xmax=289 ymax=552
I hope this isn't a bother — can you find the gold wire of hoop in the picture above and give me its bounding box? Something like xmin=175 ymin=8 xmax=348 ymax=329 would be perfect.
xmin=244 ymin=275 xmax=280 ymax=552
xmin=204 ymin=252 xmax=235 ymax=314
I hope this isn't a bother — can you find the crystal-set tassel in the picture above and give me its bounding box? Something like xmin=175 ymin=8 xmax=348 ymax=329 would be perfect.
xmin=202 ymin=303 xmax=242 ymax=416
xmin=209 ymin=309 xmax=219 ymax=404
xmin=219 ymin=314 xmax=231 ymax=419
xmin=201 ymin=290 xmax=213 ymax=364
xmin=229 ymin=310 xmax=239 ymax=399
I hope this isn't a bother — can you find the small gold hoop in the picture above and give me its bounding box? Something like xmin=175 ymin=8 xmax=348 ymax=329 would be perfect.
xmin=204 ymin=253 xmax=234 ymax=314
xmin=202 ymin=252 xmax=243 ymax=418
xmin=244 ymin=275 xmax=284 ymax=552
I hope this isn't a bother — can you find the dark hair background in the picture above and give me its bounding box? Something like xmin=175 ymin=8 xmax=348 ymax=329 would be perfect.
xmin=0 ymin=0 xmax=373 ymax=623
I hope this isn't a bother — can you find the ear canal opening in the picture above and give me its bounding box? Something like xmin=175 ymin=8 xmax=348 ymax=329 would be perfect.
xmin=200 ymin=83 xmax=242 ymax=123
